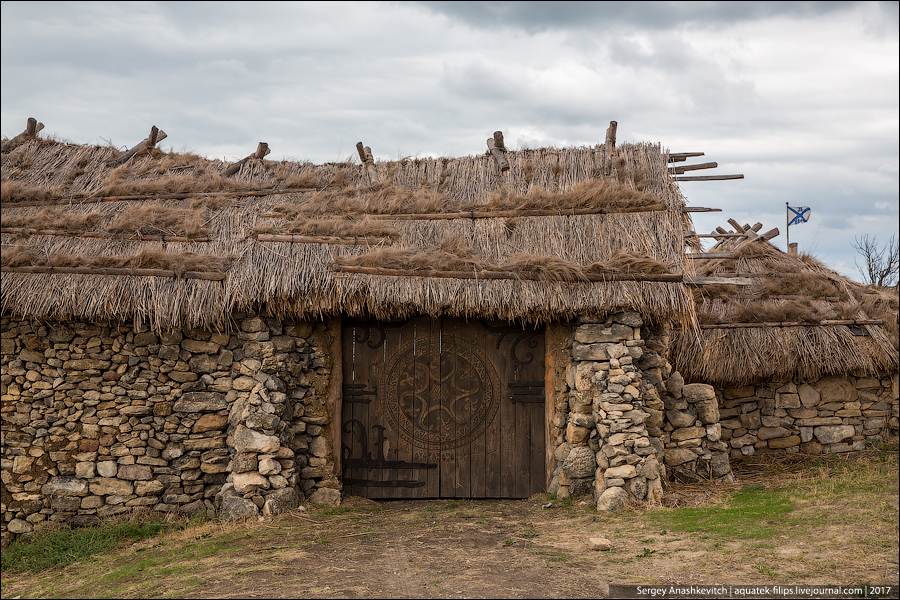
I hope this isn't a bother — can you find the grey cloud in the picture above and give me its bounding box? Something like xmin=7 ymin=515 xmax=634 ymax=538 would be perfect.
xmin=412 ymin=1 xmax=863 ymax=33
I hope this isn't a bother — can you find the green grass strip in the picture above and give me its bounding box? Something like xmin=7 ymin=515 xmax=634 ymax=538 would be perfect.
xmin=1 ymin=519 xmax=171 ymax=573
xmin=646 ymin=485 xmax=794 ymax=540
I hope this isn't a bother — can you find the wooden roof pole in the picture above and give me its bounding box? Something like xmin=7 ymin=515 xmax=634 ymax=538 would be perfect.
xmin=108 ymin=125 xmax=168 ymax=167
xmin=223 ymin=142 xmax=270 ymax=177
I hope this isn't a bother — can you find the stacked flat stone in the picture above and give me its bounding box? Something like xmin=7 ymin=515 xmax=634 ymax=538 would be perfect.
xmin=660 ymin=380 xmax=733 ymax=482
xmin=549 ymin=312 xmax=670 ymax=511
xmin=717 ymin=375 xmax=899 ymax=457
xmin=0 ymin=314 xmax=333 ymax=546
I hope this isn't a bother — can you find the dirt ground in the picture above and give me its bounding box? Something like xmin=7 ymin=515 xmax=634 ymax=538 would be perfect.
xmin=151 ymin=489 xmax=898 ymax=599
xmin=2 ymin=454 xmax=898 ymax=599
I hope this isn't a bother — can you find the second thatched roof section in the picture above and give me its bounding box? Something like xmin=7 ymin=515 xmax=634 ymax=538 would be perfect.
xmin=671 ymin=222 xmax=899 ymax=385
xmin=2 ymin=136 xmax=697 ymax=331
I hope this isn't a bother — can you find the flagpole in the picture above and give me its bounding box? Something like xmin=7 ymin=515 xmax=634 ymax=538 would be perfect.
xmin=786 ymin=202 xmax=789 ymax=248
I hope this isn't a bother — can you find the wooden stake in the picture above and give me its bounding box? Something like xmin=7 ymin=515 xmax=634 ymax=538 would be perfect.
xmin=356 ymin=142 xmax=377 ymax=182
xmin=487 ymin=136 xmax=509 ymax=172
xmin=223 ymin=142 xmax=270 ymax=177
xmin=108 ymin=126 xmax=168 ymax=167
xmin=604 ymin=121 xmax=617 ymax=149
xmin=493 ymin=131 xmax=506 ymax=151
xmin=1 ymin=117 xmax=46 ymax=153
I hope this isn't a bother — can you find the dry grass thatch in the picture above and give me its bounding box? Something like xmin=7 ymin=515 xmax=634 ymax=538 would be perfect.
xmin=2 ymin=136 xmax=694 ymax=331
xmin=672 ymin=224 xmax=899 ymax=385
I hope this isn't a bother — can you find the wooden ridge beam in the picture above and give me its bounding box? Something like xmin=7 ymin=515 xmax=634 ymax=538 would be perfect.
xmin=684 ymin=276 xmax=754 ymax=286
xmin=1 ymin=265 xmax=226 ymax=280
xmin=699 ymin=319 xmax=883 ymax=330
xmin=333 ymin=265 xmax=684 ymax=283
xmin=3 ymin=187 xmax=317 ymax=208
xmin=0 ymin=228 xmax=210 ymax=242
xmin=257 ymin=234 xmax=393 ymax=245
xmin=680 ymin=207 xmax=722 ymax=213
xmin=362 ymin=204 xmax=667 ymax=221
xmin=675 ymin=174 xmax=744 ymax=182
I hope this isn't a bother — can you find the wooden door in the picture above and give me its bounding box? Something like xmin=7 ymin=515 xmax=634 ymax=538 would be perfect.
xmin=341 ymin=317 xmax=545 ymax=498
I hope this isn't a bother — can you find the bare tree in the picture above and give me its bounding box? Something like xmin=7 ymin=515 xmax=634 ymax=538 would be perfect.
xmin=852 ymin=233 xmax=899 ymax=287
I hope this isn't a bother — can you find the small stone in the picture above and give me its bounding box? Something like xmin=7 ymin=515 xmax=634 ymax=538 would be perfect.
xmin=219 ymin=495 xmax=259 ymax=522
xmin=309 ymin=487 xmax=342 ymax=507
xmin=589 ymin=537 xmax=612 ymax=551
xmin=262 ymin=488 xmax=299 ymax=517
xmin=8 ymin=519 xmax=34 ymax=534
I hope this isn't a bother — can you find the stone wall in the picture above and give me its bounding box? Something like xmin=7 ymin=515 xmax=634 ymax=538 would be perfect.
xmin=549 ymin=313 xmax=668 ymax=510
xmin=716 ymin=374 xmax=899 ymax=458
xmin=1 ymin=314 xmax=338 ymax=547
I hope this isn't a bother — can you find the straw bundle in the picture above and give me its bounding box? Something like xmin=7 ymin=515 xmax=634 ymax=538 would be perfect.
xmin=672 ymin=223 xmax=898 ymax=384
xmin=2 ymin=136 xmax=695 ymax=331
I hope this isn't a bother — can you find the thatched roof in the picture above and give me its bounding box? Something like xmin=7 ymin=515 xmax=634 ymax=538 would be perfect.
xmin=672 ymin=222 xmax=899 ymax=385
xmin=2 ymin=135 xmax=697 ymax=332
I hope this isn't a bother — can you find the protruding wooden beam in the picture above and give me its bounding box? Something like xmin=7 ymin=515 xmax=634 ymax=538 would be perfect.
xmin=683 ymin=231 xmax=746 ymax=238
xmin=1 ymin=117 xmax=46 ymax=153
xmin=487 ymin=135 xmax=509 ymax=172
xmin=223 ymin=142 xmax=270 ymax=177
xmin=668 ymin=161 xmax=718 ymax=174
xmin=674 ymin=174 xmax=744 ymax=182
xmin=686 ymin=252 xmax=735 ymax=259
xmin=667 ymin=152 xmax=704 ymax=163
xmin=680 ymin=207 xmax=722 ymax=213
xmin=108 ymin=125 xmax=168 ymax=167
xmin=605 ymin=121 xmax=617 ymax=149
xmin=727 ymin=219 xmax=745 ymax=233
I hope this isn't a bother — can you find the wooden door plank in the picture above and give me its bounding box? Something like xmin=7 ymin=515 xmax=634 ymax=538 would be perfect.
xmin=468 ymin=322 xmax=489 ymax=498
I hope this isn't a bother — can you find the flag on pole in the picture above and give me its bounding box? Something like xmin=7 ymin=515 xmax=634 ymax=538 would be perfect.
xmin=788 ymin=206 xmax=810 ymax=226
xmin=787 ymin=206 xmax=811 ymax=226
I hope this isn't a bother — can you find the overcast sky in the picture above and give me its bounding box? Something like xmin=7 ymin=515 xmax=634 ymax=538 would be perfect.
xmin=2 ymin=1 xmax=898 ymax=281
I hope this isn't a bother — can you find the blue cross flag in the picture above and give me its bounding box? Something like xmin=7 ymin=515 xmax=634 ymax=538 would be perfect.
xmin=787 ymin=206 xmax=811 ymax=226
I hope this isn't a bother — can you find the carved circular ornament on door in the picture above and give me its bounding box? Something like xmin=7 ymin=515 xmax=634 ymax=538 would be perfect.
xmin=383 ymin=335 xmax=500 ymax=450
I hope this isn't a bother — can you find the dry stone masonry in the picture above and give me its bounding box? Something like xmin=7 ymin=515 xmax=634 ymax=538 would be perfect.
xmin=3 ymin=309 xmax=897 ymax=545
xmin=1 ymin=314 xmax=338 ymax=547
xmin=716 ymin=375 xmax=898 ymax=457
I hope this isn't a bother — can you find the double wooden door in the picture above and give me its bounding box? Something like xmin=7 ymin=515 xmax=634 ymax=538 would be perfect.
xmin=341 ymin=317 xmax=545 ymax=498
